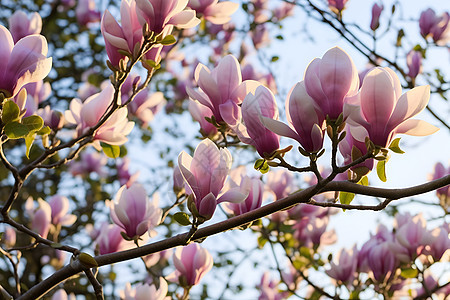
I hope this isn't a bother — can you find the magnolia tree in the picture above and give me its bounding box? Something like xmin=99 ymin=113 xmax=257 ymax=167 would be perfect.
xmin=0 ymin=0 xmax=449 ymax=299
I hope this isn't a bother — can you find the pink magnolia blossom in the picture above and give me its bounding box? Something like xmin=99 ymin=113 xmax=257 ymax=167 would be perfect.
xmin=186 ymin=55 xmax=259 ymax=124
xmin=326 ymin=245 xmax=358 ymax=286
xmin=338 ymin=124 xmax=374 ymax=176
xmin=0 ymin=25 xmax=52 ymax=99
xmin=367 ymin=242 xmax=398 ymax=282
xmin=251 ymin=24 xmax=270 ymax=49
xmin=258 ymin=272 xmax=288 ymax=300
xmin=423 ymin=224 xmax=450 ymax=262
xmin=109 ymin=183 xmax=162 ymax=239
xmin=293 ymin=216 xmax=336 ymax=248
xmin=328 ymin=0 xmax=349 ymax=14
xmin=223 ymin=167 xmax=264 ymax=216
xmin=304 ymin=47 xmax=359 ymax=120
xmin=101 ymin=0 xmax=144 ymax=66
xmin=76 ymin=0 xmax=101 ymax=26
xmin=178 ymin=138 xmax=247 ymax=220
xmin=370 ymin=3 xmax=383 ymax=31
xmin=241 ymin=63 xmax=277 ymax=93
xmin=358 ymin=224 xmax=394 ymax=272
xmin=2 ymin=227 xmax=16 ymax=248
xmin=48 ymin=195 xmax=77 ymax=228
xmin=188 ymin=100 xmax=219 ymax=137
xmin=8 ymin=11 xmax=42 ymax=43
xmin=38 ymin=106 xmax=64 ymax=130
xmin=170 ymin=243 xmax=213 ymax=287
xmin=430 ymin=162 xmax=450 ymax=200
xmin=116 ymin=158 xmax=140 ymax=187
xmin=266 ymin=169 xmax=295 ymax=201
xmin=25 ymin=198 xmax=52 ymax=239
xmin=120 ymin=278 xmax=169 ymax=300
xmin=65 ymin=85 xmax=135 ymax=149
xmin=407 ymin=50 xmax=423 ymax=79
xmin=389 ymin=214 xmax=435 ymax=262
xmin=188 ymin=0 xmax=239 ymax=25
xmin=419 ymin=9 xmax=450 ymax=44
xmin=346 ymin=67 xmax=439 ymax=148
xmin=95 ymin=223 xmax=134 ymax=255
xmin=128 ymin=91 xmax=166 ymax=126
xmin=240 ymin=85 xmax=280 ymax=158
xmin=21 ymin=80 xmax=52 ymax=117
xmin=135 ymin=0 xmax=200 ymax=34
xmin=261 ymin=81 xmax=325 ymax=153
xmin=69 ymin=151 xmax=108 ymax=177
xmin=273 ymin=2 xmax=295 ymax=22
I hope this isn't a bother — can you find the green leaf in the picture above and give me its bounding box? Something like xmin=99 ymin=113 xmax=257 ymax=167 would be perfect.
xmin=22 ymin=115 xmax=44 ymax=132
xmin=78 ymin=252 xmax=98 ymax=268
xmin=173 ymin=212 xmax=191 ymax=226
xmin=25 ymin=133 xmax=36 ymax=159
xmin=1 ymin=100 xmax=20 ymax=124
xmin=257 ymin=235 xmax=267 ymax=249
xmin=101 ymin=142 xmax=120 ymax=158
xmin=388 ymin=137 xmax=405 ymax=154
xmin=259 ymin=162 xmax=269 ymax=174
xmin=37 ymin=126 xmax=51 ymax=136
xmin=271 ymin=56 xmax=279 ymax=62
xmin=339 ymin=191 xmax=355 ymax=206
xmin=254 ymin=159 xmax=265 ymax=170
xmin=143 ymin=59 xmax=161 ymax=70
xmin=4 ymin=121 xmax=30 ymax=139
xmin=377 ymin=160 xmax=387 ymax=182
xmin=358 ymin=176 xmax=369 ymax=186
xmin=400 ymin=267 xmax=418 ymax=278
xmin=159 ymin=34 xmax=176 ymax=45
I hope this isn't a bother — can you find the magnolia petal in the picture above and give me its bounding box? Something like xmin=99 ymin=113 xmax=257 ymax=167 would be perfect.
xmin=394 ymin=119 xmax=439 ymax=136
xmin=217 ymin=187 xmax=249 ymax=203
xmin=388 ymin=85 xmax=430 ymax=127
xmin=214 ymin=55 xmax=242 ymax=103
xmin=260 ymin=116 xmax=300 ymax=141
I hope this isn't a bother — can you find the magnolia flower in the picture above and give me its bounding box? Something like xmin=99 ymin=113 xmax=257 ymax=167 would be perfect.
xmin=48 ymin=195 xmax=77 ymax=228
xmin=178 ymin=139 xmax=247 ymax=220
xmin=65 ymin=85 xmax=135 ymax=149
xmin=367 ymin=242 xmax=398 ymax=282
xmin=116 ymin=158 xmax=140 ymax=187
xmin=346 ymin=67 xmax=439 ymax=148
xmin=328 ymin=0 xmax=349 ymax=14
xmin=135 ymin=0 xmax=200 ymax=34
xmin=186 ymin=55 xmax=259 ymax=124
xmin=188 ymin=100 xmax=219 ymax=137
xmin=76 ymin=0 xmax=101 ymax=26
xmin=2 ymin=227 xmax=16 ymax=248
xmin=389 ymin=214 xmax=435 ymax=262
xmin=304 ymin=47 xmax=359 ymax=120
xmin=95 ymin=223 xmax=134 ymax=255
xmin=0 ymin=25 xmax=52 ymax=99
xmin=170 ymin=243 xmax=213 ymax=287
xmin=419 ymin=8 xmax=450 ymax=44
xmin=127 ymin=91 xmax=166 ymax=126
xmin=239 ymin=85 xmax=280 ymax=157
xmin=38 ymin=106 xmax=64 ymax=130
xmin=120 ymin=278 xmax=169 ymax=300
xmin=258 ymin=272 xmax=288 ymax=300
xmin=109 ymin=183 xmax=162 ymax=239
xmin=326 ymin=245 xmax=358 ymax=286
xmin=8 ymin=11 xmax=42 ymax=43
xmin=431 ymin=162 xmax=450 ymax=200
xmin=101 ymin=0 xmax=144 ymax=66
xmin=25 ymin=198 xmax=52 ymax=239
xmin=69 ymin=151 xmax=108 ymax=177
xmin=188 ymin=0 xmax=239 ymax=25
xmin=223 ymin=167 xmax=264 ymax=216
xmin=407 ymin=50 xmax=423 ymax=79
xmin=261 ymin=81 xmax=325 ymax=153
xmin=370 ymin=3 xmax=383 ymax=31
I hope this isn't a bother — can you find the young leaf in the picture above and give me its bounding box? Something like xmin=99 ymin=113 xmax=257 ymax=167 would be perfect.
xmin=173 ymin=212 xmax=191 ymax=226
xmin=339 ymin=191 xmax=355 ymax=206
xmin=377 ymin=160 xmax=387 ymax=182
xmin=358 ymin=176 xmax=369 ymax=186
xmin=22 ymin=115 xmax=44 ymax=132
xmin=101 ymin=142 xmax=120 ymax=158
xmin=78 ymin=252 xmax=98 ymax=268
xmin=25 ymin=133 xmax=36 ymax=158
xmin=37 ymin=126 xmax=51 ymax=136
xmin=1 ymin=100 xmax=20 ymax=124
xmin=400 ymin=267 xmax=418 ymax=278
xmin=159 ymin=35 xmax=176 ymax=45
xmin=388 ymin=137 xmax=405 ymax=154
xmin=4 ymin=122 xmax=30 ymax=139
